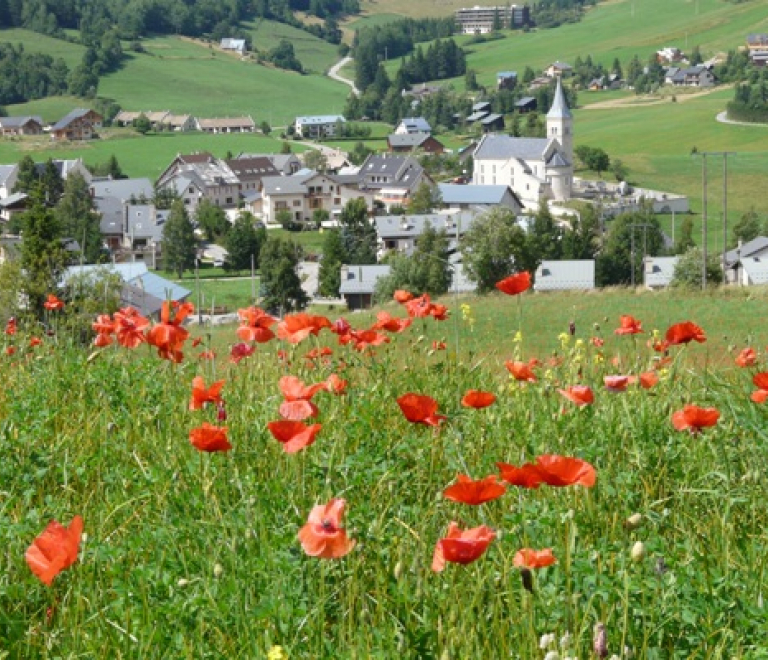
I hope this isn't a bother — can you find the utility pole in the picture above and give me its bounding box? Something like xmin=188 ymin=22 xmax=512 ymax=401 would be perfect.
xmin=629 ymin=223 xmax=653 ymax=288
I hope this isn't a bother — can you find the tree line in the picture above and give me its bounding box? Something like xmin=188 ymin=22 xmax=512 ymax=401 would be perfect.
xmin=727 ymin=79 xmax=768 ymax=124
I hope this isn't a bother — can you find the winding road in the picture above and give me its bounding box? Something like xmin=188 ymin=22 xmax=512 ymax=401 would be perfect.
xmin=328 ymin=55 xmax=359 ymax=96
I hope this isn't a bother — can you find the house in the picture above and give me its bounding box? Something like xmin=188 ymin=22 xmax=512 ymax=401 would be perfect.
xmin=125 ymin=204 xmax=168 ymax=256
xmin=0 ymin=192 xmax=28 ymax=223
xmin=225 ymin=157 xmax=280 ymax=194
xmin=196 ymin=116 xmax=255 ymax=133
xmin=237 ymin=153 xmax=302 ymax=176
xmin=295 ymin=115 xmax=346 ymax=139
xmin=497 ymin=71 xmax=518 ymax=90
xmin=90 ymin=178 xmax=155 ymax=250
xmin=403 ymin=84 xmax=443 ymax=102
xmin=374 ymin=210 xmax=478 ymax=259
xmin=724 ymin=236 xmax=768 ymax=284
xmin=746 ymin=34 xmax=768 ymax=51
xmin=735 ymin=257 xmax=768 ymax=286
xmin=668 ymin=66 xmax=715 ymax=87
xmin=545 ymin=62 xmax=572 ymax=78
xmin=114 ymin=111 xmax=143 ymax=127
xmin=480 ymin=113 xmax=505 ymax=132
xmin=438 ymin=183 xmax=523 ymax=212
xmin=534 ymin=260 xmax=595 ymax=291
xmin=0 ymin=164 xmax=18 ymax=199
xmin=472 ymin=78 xmax=573 ymax=206
xmin=528 ymin=76 xmax=552 ymax=90
xmin=395 ymin=117 xmax=432 ymax=135
xmin=325 ymin=150 xmax=352 ymax=173
xmin=34 ymin=158 xmax=92 ymax=183
xmin=50 ymin=108 xmax=103 ymax=142
xmin=387 ymin=132 xmax=445 ymax=154
xmin=156 ymin=153 xmax=242 ymax=211
xmin=515 ymin=97 xmax=537 ymax=113
xmin=358 ymin=154 xmax=434 ymax=211
xmin=656 ymin=47 xmax=684 ymax=63
xmin=220 ymin=38 xmax=247 ymax=55
xmin=588 ymin=77 xmax=605 ymax=91
xmin=164 ymin=114 xmax=196 ymax=131
xmin=454 ymin=5 xmax=530 ymax=34
xmin=644 ymin=256 xmax=679 ymax=289
xmin=0 ymin=116 xmax=44 ymax=137
xmin=62 ymin=262 xmax=190 ymax=318
xmin=339 ymin=264 xmax=391 ymax=310
xmin=472 ymin=101 xmax=492 ymax=114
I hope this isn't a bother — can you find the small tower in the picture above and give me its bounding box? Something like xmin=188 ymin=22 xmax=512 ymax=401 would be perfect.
xmin=546 ymin=77 xmax=573 ymax=165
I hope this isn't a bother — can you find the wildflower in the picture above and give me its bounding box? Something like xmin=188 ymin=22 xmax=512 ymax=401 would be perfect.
xmin=323 ymin=373 xmax=348 ymax=395
xmin=557 ymin=332 xmax=570 ymax=349
xmin=298 ymin=498 xmax=355 ymax=559
xmin=43 ymin=294 xmax=65 ymax=311
xmin=460 ymin=303 xmax=475 ymax=329
xmin=277 ymin=313 xmax=331 ymax=344
xmin=198 ymin=350 xmax=216 ymax=360
xmin=534 ymin=454 xmax=596 ymax=487
xmin=374 ymin=311 xmax=412 ymax=333
xmin=593 ymin=623 xmax=608 ymax=659
xmin=460 ymin=390 xmax=496 ymax=409
xmin=229 ymin=342 xmax=256 ymax=364
xmin=591 ymin=336 xmax=604 ymax=347
xmin=665 ymin=321 xmax=706 ymax=345
xmin=512 ymin=330 xmax=523 ymax=343
xmin=278 ymin=400 xmax=319 ymax=421
xmin=146 ymin=301 xmax=194 ymax=363
xmin=329 ymin=317 xmax=351 ymax=335
xmin=443 ymin=474 xmax=506 ymax=505
xmin=513 ymin=548 xmax=557 ymax=569
xmin=639 ymin=371 xmax=659 ymax=389
xmin=615 ymin=315 xmax=642 ymax=335
xmin=189 ymin=376 xmax=225 ymax=411
xmin=267 ymin=646 xmax=288 ymax=660
xmin=736 ymin=347 xmax=757 ymax=368
xmin=495 ymin=271 xmax=531 ymax=295
xmin=396 ymin=393 xmax=446 ymax=427
xmin=236 ymin=306 xmax=277 ymax=343
xmin=113 ymin=307 xmax=149 ymax=348
xmin=393 ymin=290 xmax=414 ymax=303
xmin=5 ymin=318 xmax=16 ymax=335
xmin=29 ymin=337 xmax=42 ymax=347
xmin=752 ymin=372 xmax=768 ymax=402
xmin=540 ymin=633 xmax=556 ymax=650
xmin=505 ymin=360 xmax=537 ymax=382
xmin=432 ymin=340 xmax=446 ymax=351
xmin=267 ymin=420 xmax=322 ymax=453
xmin=405 ymin=293 xmax=434 ymax=318
xmin=497 ymin=461 xmax=544 ymax=488
xmin=558 ymin=385 xmax=594 ymax=407
xmin=189 ymin=423 xmax=231 ymax=452
xmin=604 ymin=375 xmax=632 ymax=393
xmin=671 ymin=404 xmax=720 ymax=433
xmin=26 ymin=516 xmax=83 ymax=586
xmin=431 ymin=522 xmax=495 ymax=572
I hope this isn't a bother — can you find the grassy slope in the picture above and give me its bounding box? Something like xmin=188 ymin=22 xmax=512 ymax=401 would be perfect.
xmin=246 ymin=19 xmax=340 ymax=74
xmin=0 ymin=28 xmax=86 ymax=68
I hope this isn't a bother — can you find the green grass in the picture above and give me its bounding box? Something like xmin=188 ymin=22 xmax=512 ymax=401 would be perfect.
xmin=0 ymin=28 xmax=86 ymax=68
xmin=246 ymin=19 xmax=340 ymax=73
xmin=182 ymin=276 xmax=260 ymax=312
xmin=4 ymin=287 xmax=768 ymax=657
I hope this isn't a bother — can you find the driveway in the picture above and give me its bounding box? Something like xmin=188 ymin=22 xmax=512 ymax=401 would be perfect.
xmin=328 ymin=56 xmax=359 ymax=96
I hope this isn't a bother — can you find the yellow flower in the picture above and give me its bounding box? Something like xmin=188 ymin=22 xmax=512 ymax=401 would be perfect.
xmin=513 ymin=330 xmax=523 ymax=343
xmin=574 ymin=338 xmax=585 ymax=350
xmin=267 ymin=646 xmax=287 ymax=660
xmin=593 ymin=353 xmax=604 ymax=364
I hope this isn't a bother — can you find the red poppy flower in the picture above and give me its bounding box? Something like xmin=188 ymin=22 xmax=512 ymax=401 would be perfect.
xmin=639 ymin=371 xmax=659 ymax=389
xmin=614 ymin=315 xmax=643 ymax=335
xmin=113 ymin=307 xmax=149 ymax=348
xmin=461 ymin=390 xmax=496 ymax=409
xmin=305 ymin=347 xmax=333 ymax=361
xmin=505 ymin=360 xmax=537 ymax=382
xmin=396 ymin=393 xmax=446 ymax=427
xmin=298 ymin=498 xmax=355 ymax=559
xmin=374 ymin=311 xmax=412 ymax=333
xmin=26 ymin=515 xmax=83 ymax=586
xmin=430 ymin=304 xmax=449 ymax=321
xmin=513 ymin=548 xmax=557 ymax=569
xmin=277 ymin=313 xmax=331 ymax=344
xmin=329 ymin=318 xmax=351 ymax=335
xmin=443 ymin=474 xmax=506 ymax=505
xmin=29 ymin=337 xmax=42 ymax=347
xmin=92 ymin=314 xmax=115 ymax=338
xmin=665 ymin=321 xmax=706 ymax=345
xmin=591 ymin=336 xmax=604 ymax=347
xmin=496 ymin=461 xmax=544 ymax=488
xmin=267 ymin=420 xmax=322 ymax=453
xmin=279 ymin=399 xmax=319 ymax=421
xmin=324 ymin=373 xmax=348 ymax=395
xmin=495 ymin=272 xmax=531 ymax=296
xmin=558 ymin=385 xmax=594 ymax=407
xmin=752 ymin=389 xmax=768 ymax=404
xmin=43 ymin=294 xmax=65 ymax=311
xmin=5 ymin=318 xmax=16 ymax=335
xmin=347 ymin=329 xmax=390 ymax=352
xmin=198 ymin=350 xmax=215 ymax=360
xmin=5 ymin=346 xmax=16 ymax=356
xmin=189 ymin=423 xmax=231 ymax=452
xmin=432 ymin=522 xmax=495 ymax=572
xmin=237 ymin=306 xmax=277 ymax=343
xmin=403 ymin=293 xmax=433 ymax=318
xmin=671 ymin=405 xmax=720 ymax=433
xmin=279 ymin=375 xmax=325 ymax=401
xmin=393 ymin=290 xmax=414 ymax=303
xmin=146 ymin=301 xmax=193 ymax=362
xmin=736 ymin=347 xmax=757 ymax=368
xmin=229 ymin=342 xmax=256 ymax=364
xmin=535 ymin=454 xmax=596 ymax=487
xmin=432 ymin=340 xmax=446 ymax=351
xmin=604 ymin=375 xmax=632 ymax=393
xmin=189 ymin=376 xmax=225 ymax=411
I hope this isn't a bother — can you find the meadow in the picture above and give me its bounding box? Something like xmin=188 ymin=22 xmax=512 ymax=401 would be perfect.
xmin=3 ymin=284 xmax=768 ymax=657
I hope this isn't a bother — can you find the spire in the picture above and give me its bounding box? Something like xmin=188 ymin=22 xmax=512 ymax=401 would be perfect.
xmin=547 ymin=77 xmax=572 ymax=119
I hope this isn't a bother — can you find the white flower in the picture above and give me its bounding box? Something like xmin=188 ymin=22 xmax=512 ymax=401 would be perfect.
xmin=540 ymin=633 xmax=556 ymax=650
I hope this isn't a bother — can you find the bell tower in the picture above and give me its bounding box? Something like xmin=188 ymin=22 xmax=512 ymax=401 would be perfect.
xmin=546 ymin=77 xmax=573 ymax=165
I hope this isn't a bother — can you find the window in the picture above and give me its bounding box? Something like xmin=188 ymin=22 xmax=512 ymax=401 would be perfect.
xmin=226 ymin=197 xmax=233 ymax=204
xmin=334 ymin=198 xmax=341 ymax=205
xmin=293 ymin=200 xmax=301 ymax=207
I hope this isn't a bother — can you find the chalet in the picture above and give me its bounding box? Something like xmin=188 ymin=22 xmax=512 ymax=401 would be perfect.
xmin=164 ymin=114 xmax=196 ymax=131
xmin=34 ymin=158 xmax=92 ymax=183
xmin=374 ymin=210 xmax=478 ymax=259
xmin=534 ymin=260 xmax=595 ymax=291
xmin=438 ymin=183 xmax=522 ymax=213
xmin=196 ymin=116 xmax=255 ymax=133
xmin=656 ymin=47 xmax=684 ymax=63
xmin=395 ymin=117 xmax=432 ymax=134
xmin=746 ymin=34 xmax=768 ymax=52
xmin=295 ymin=115 xmax=346 ymax=139
xmin=237 ymin=152 xmax=302 ymax=175
xmin=220 ymin=38 xmax=247 ymax=55
xmin=497 ymin=71 xmax=518 ymax=90
xmin=545 ymin=61 xmax=572 ymax=78
xmin=668 ymin=65 xmax=715 ymax=87
xmin=528 ymin=76 xmax=551 ymax=90
xmin=114 ymin=111 xmax=142 ymax=127
xmin=91 ymin=177 xmax=155 ymax=250
xmin=0 ymin=164 xmax=18 ymax=198
xmin=156 ymin=153 xmax=240 ymax=211
xmin=339 ymin=264 xmax=391 ymax=310
xmin=387 ymin=132 xmax=445 ymax=154
xmin=225 ymin=157 xmax=280 ymax=194
xmin=358 ymin=154 xmax=434 ymax=211
xmin=50 ymin=108 xmax=103 ymax=142
xmin=0 ymin=116 xmax=44 ymax=137
xmin=480 ymin=113 xmax=505 ymax=132
xmin=515 ymin=96 xmax=537 ymax=113
xmin=0 ymin=193 xmax=27 ymax=223
xmin=403 ymin=84 xmax=443 ymax=102
xmin=325 ymin=150 xmax=352 ymax=173
xmin=724 ymin=236 xmax=768 ymax=284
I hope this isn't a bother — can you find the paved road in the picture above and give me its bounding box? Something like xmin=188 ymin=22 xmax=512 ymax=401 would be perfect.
xmin=328 ymin=56 xmax=359 ymax=96
xmin=715 ymin=111 xmax=768 ymax=127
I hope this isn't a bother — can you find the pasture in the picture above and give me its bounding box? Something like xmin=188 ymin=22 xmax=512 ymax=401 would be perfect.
xmin=2 ymin=286 xmax=768 ymax=657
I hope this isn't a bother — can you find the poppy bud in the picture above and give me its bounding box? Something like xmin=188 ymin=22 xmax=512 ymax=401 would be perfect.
xmin=217 ymin=402 xmax=227 ymax=422
xmin=520 ymin=567 xmax=534 ymax=593
xmin=624 ymin=513 xmax=643 ymax=530
xmin=177 ymin=578 xmax=189 ymax=588
xmin=569 ymin=321 xmax=576 ymax=336
xmin=213 ymin=563 xmax=223 ymax=578
xmin=631 ymin=541 xmax=646 ymax=563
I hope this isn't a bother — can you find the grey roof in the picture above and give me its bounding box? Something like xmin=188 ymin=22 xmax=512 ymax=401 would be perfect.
xmin=546 ymin=152 xmax=570 ymax=168
xmin=131 ymin=271 xmax=191 ymax=302
xmin=474 ymin=134 xmax=549 ymax=160
xmin=0 ymin=164 xmax=16 ymax=188
xmin=220 ymin=38 xmax=246 ymax=50
xmin=388 ymin=132 xmax=433 ymax=148
xmin=242 ymin=190 xmax=262 ymax=203
xmin=261 ymin=175 xmax=307 ymax=195
xmin=63 ymin=262 xmax=150 ymax=285
xmin=51 ymin=108 xmax=94 ymax=131
xmin=295 ymin=115 xmax=346 ymax=125
xmin=127 ymin=205 xmax=168 ymax=241
xmin=481 ymin=113 xmax=504 ymax=125
xmin=0 ymin=115 xmax=43 ymax=128
xmin=644 ymin=256 xmax=678 ymax=288
xmin=398 ymin=117 xmax=431 ymax=132
xmin=95 ymin=195 xmax=124 ymax=235
xmin=549 ymin=61 xmax=572 ymax=70
xmin=225 ymin=157 xmax=279 ymax=179
xmin=547 ymin=78 xmax=572 ymax=119
xmin=725 ymin=236 xmax=768 ymax=266
xmin=0 ymin=192 xmax=27 ymax=208
xmin=360 ymin=155 xmax=425 ymax=190
xmin=91 ymin=178 xmax=154 ymax=202
xmin=120 ymin=282 xmax=165 ymax=318
xmin=375 ymin=211 xmax=477 ymax=241
xmin=534 ymin=260 xmax=595 ymax=291
xmin=497 ymin=71 xmax=517 ymax=78
xmin=472 ymin=101 xmax=491 ymax=112
xmin=515 ymin=96 xmax=536 ymax=107
xmin=339 ymin=264 xmax=391 ymax=295
xmin=438 ymin=183 xmax=519 ymax=207
xmin=466 ymin=111 xmax=490 ymax=122
xmin=741 ymin=257 xmax=768 ymax=285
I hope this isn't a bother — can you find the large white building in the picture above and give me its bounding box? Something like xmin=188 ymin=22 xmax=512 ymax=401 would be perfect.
xmin=472 ymin=78 xmax=573 ymax=207
xmin=455 ymin=5 xmax=530 ymax=34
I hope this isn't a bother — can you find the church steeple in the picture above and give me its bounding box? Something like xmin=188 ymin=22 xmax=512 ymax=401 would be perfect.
xmin=546 ymin=77 xmax=573 ymax=165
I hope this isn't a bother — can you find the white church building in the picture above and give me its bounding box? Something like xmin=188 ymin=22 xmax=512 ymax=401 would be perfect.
xmin=472 ymin=78 xmax=573 ymax=208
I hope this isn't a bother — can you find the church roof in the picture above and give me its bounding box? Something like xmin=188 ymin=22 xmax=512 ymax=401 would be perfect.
xmin=547 ymin=78 xmax=572 ymax=120
xmin=546 ymin=152 xmax=570 ymax=168
xmin=474 ymin=134 xmax=549 ymax=161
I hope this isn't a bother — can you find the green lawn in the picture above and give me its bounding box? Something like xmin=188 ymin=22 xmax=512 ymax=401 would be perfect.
xmin=246 ymin=19 xmax=340 ymax=74
xmin=181 ymin=276 xmax=260 ymax=312
xmin=0 ymin=28 xmax=86 ymax=68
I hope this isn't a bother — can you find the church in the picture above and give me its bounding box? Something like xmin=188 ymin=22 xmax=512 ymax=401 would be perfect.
xmin=471 ymin=78 xmax=573 ymax=208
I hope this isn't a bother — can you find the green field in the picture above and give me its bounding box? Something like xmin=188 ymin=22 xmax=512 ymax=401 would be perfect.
xmin=247 ymin=19 xmax=340 ymax=74
xmin=5 ymin=286 xmax=768 ymax=656
xmin=0 ymin=28 xmax=86 ymax=68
